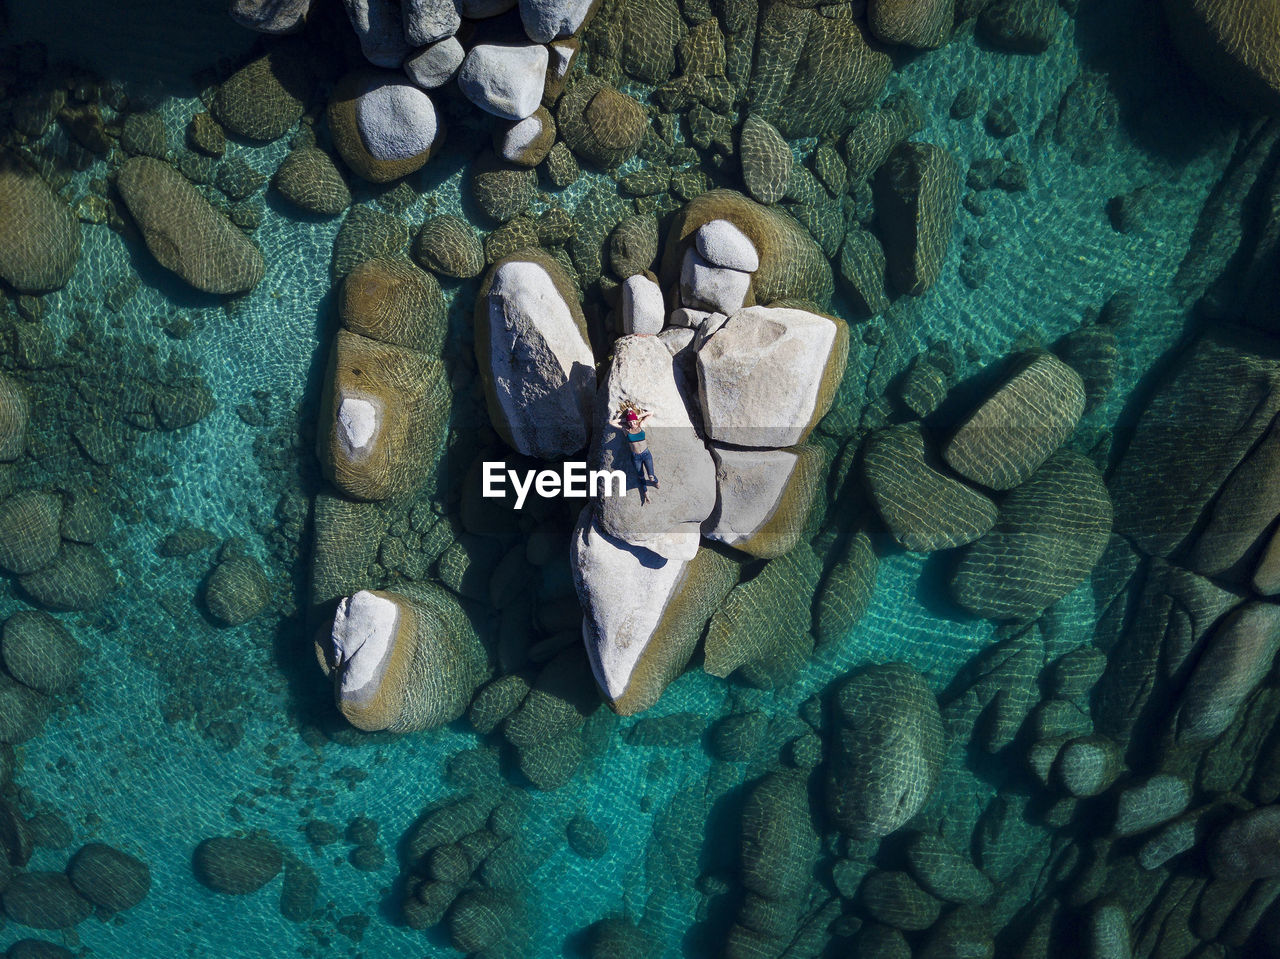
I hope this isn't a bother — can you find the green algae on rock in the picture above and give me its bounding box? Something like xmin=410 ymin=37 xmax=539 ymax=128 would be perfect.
xmin=826 ymin=663 xmax=944 ymax=840
xmin=115 ymin=157 xmax=265 ymax=295
xmin=211 ymin=40 xmax=312 ymax=141
xmin=271 ymin=147 xmax=351 ymax=216
xmin=951 ymin=450 xmax=1112 ymax=620
xmin=0 ymin=161 xmax=82 ymax=295
xmin=863 ymin=423 xmax=998 ymax=552
xmin=340 ymin=257 xmax=446 ymax=354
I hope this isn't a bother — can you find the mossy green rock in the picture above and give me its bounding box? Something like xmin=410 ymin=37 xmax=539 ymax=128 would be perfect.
xmin=470 ymin=152 xmax=537 ymax=222
xmin=204 ymin=556 xmax=270 ymax=626
xmin=0 ymin=674 xmax=49 ymax=743
xmin=905 ymin=832 xmax=993 ymax=904
xmin=860 ymin=869 xmax=942 ymax=931
xmin=116 ymin=157 xmax=264 ymax=294
xmin=813 ymin=531 xmax=878 ymax=644
xmin=864 ymin=423 xmax=999 ymax=551
xmin=0 ymin=162 xmax=81 ymax=294
xmin=1 ymin=611 xmax=81 ymax=694
xmin=943 ymin=351 xmax=1086 ymax=491
xmin=951 ymin=450 xmax=1112 ymax=620
xmin=704 ymin=545 xmax=821 ymax=686
xmin=447 ymin=889 xmax=513 ymax=953
xmin=272 ymin=147 xmax=350 ymax=215
xmin=193 ymin=836 xmax=282 ymax=894
xmin=1 ymin=873 xmax=92 ymax=929
xmin=340 ymin=256 xmax=445 ymax=354
xmin=827 ymin=663 xmax=943 ymax=840
xmin=739 ymin=114 xmax=793 ymax=206
xmin=557 ymin=77 xmax=648 ymax=171
xmin=19 ymin=545 xmax=114 ymax=612
xmin=66 ymin=843 xmax=150 ymax=912
xmin=211 ymin=40 xmax=312 ymax=141
xmin=874 ymin=141 xmax=960 ymax=297
xmin=0 ymin=491 xmax=61 ymax=575
xmin=414 ymin=214 xmax=484 ymax=278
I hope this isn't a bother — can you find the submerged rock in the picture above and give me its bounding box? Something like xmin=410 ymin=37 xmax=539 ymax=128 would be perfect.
xmin=319 ymin=586 xmax=487 ymax=732
xmin=343 ymin=0 xmax=410 ymax=67
xmin=557 ymin=77 xmax=647 ymax=170
xmin=204 ymin=556 xmax=270 ymax=626
xmin=1162 ymin=0 xmax=1280 ymax=113
xmin=272 ymin=147 xmax=351 ymax=215
xmin=116 ymin=157 xmax=264 ymax=295
xmin=703 ymin=445 xmax=825 ymax=558
xmin=863 ymin=423 xmax=998 ymax=551
xmin=943 ymin=351 xmax=1086 ymax=491
xmin=415 ymin=213 xmax=484 ymax=278
xmin=1 ymin=611 xmax=81 ymax=694
xmin=697 ymin=305 xmax=848 ymax=448
xmin=827 ymin=663 xmax=943 ymax=840
xmin=1208 ymin=805 xmax=1280 ymax=880
xmin=0 ymin=492 xmax=61 ymax=575
xmin=739 ymin=114 xmax=792 ymax=205
xmin=19 ymin=545 xmax=115 ymax=612
xmin=1175 ymin=600 xmax=1280 ymax=745
xmin=328 ymin=70 xmax=442 ymax=183
xmin=1 ymin=873 xmax=91 ymax=929
xmin=951 ymin=450 xmax=1112 ymax=619
xmin=340 ymin=256 xmax=445 ymax=353
xmin=874 ymin=141 xmax=960 ymax=297
xmin=0 ymin=162 xmax=81 ymax=294
xmin=210 ymin=41 xmax=311 ymax=141
xmin=193 ymin=836 xmax=282 ymax=894
xmin=316 ymin=328 xmax=448 ymax=501
xmin=474 ymin=250 xmax=596 ymax=459
xmin=230 ymin=0 xmax=312 ymax=33
xmin=0 ymin=373 xmax=28 ymax=462
xmin=703 ymin=545 xmax=821 ymax=685
xmin=573 ymin=507 xmax=737 ymax=714
xmin=66 ymin=843 xmax=150 ymax=912
xmin=868 ymin=0 xmax=955 ymax=48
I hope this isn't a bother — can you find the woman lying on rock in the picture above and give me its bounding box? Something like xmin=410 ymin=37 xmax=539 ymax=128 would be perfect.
xmin=609 ymin=403 xmax=659 ymax=491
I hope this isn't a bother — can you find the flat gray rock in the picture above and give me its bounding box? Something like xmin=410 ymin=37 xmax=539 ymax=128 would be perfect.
xmin=353 ymin=75 xmax=440 ymax=161
xmin=518 ymin=0 xmax=596 ymax=42
xmin=404 ymin=37 xmax=464 ymax=89
xmin=402 ymin=0 xmax=460 ymax=45
xmin=343 ymin=0 xmax=410 ymax=67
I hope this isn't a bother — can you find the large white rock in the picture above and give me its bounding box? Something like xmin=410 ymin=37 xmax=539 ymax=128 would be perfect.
xmin=696 ymin=219 xmax=760 ymax=272
xmin=337 ymin=396 xmax=380 ymax=456
xmin=404 ymin=37 xmax=464 ymax=89
xmin=680 ymin=247 xmax=750 ymax=314
xmin=622 ymin=274 xmax=664 ymax=335
xmin=481 ymin=258 xmax=596 ymax=459
xmin=343 ymin=0 xmax=410 ymax=68
xmin=402 ymin=0 xmax=460 ymax=45
xmin=457 ymin=43 xmax=548 ymax=121
xmin=697 ymin=305 xmax=847 ymax=448
xmin=572 ymin=507 xmax=736 ymax=714
xmin=703 ymin=445 xmax=824 ymax=558
xmin=354 ymin=75 xmax=440 ymax=161
xmin=519 ymin=0 xmax=596 ymax=42
xmin=591 ymin=334 xmax=717 ymax=560
xmin=331 ymin=590 xmax=400 ymax=698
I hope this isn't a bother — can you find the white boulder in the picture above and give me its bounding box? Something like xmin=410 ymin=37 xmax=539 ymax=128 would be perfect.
xmin=572 ymin=507 xmax=737 ymax=714
xmin=669 ymin=307 xmax=711 ymax=329
xmin=519 ymin=0 xmax=596 ymax=43
xmin=703 ymin=444 xmax=825 ymax=558
xmin=457 ymin=43 xmax=548 ymax=120
xmin=697 ymin=305 xmax=848 ymax=448
xmin=695 ymin=219 xmax=760 ymax=272
xmin=478 ymin=255 xmax=596 ymax=459
xmin=622 ymin=275 xmax=665 ymax=335
xmin=680 ymin=247 xmax=750 ymax=314
xmin=354 ymin=75 xmax=441 ymax=161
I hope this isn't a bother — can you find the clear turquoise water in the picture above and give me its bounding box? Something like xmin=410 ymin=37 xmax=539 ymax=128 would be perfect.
xmin=0 ymin=0 xmax=1246 ymax=955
